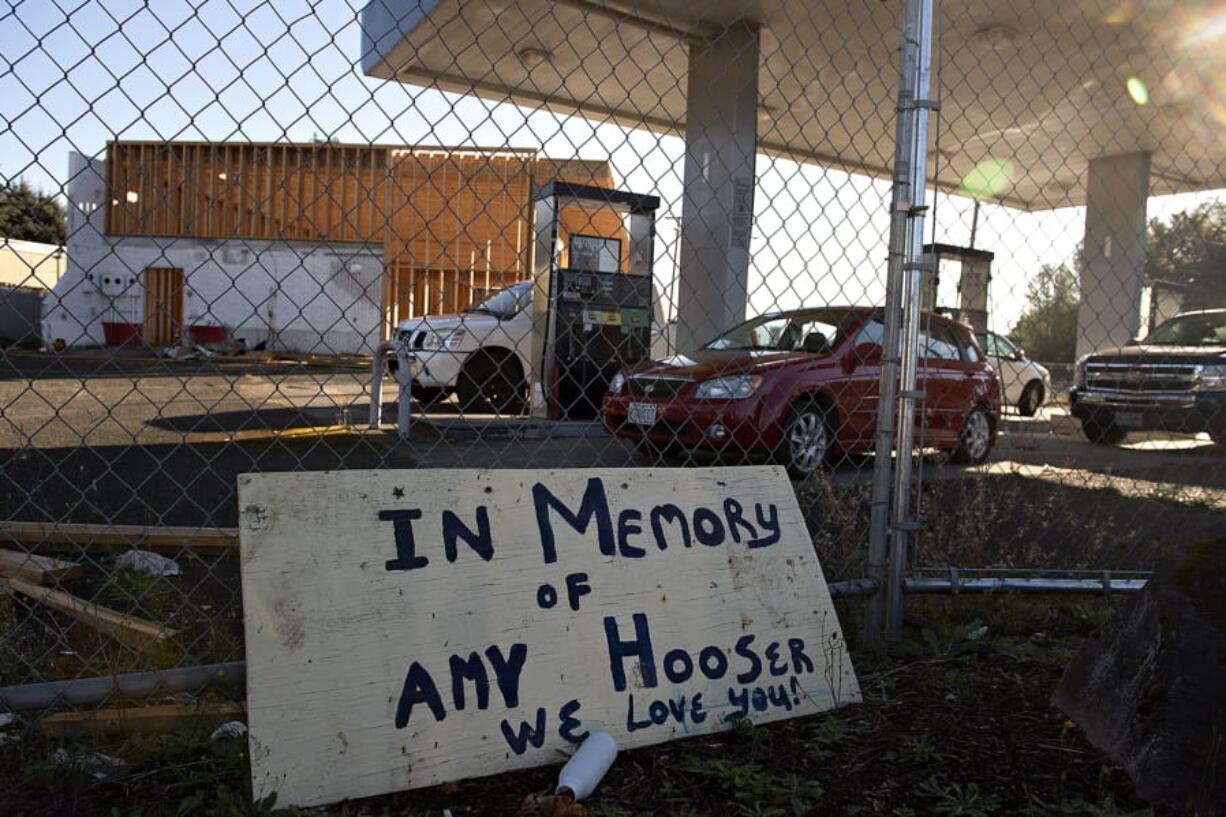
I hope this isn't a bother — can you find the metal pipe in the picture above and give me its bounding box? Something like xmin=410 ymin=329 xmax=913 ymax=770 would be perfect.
xmin=0 ymin=661 xmax=245 ymax=712
xmin=903 ymin=577 xmax=1147 ymax=595
xmin=865 ymin=0 xmax=922 ymax=648
xmin=369 ymin=340 xmax=392 ymax=429
xmin=914 ymin=566 xmax=1151 ymax=579
xmin=885 ymin=0 xmax=936 ymax=644
xmin=394 ymin=345 xmax=414 ymax=439
xmin=866 ymin=0 xmax=935 ymax=647
xmin=828 ymin=578 xmax=879 ymax=600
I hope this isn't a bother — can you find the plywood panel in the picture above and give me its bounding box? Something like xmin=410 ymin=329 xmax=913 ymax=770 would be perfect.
xmin=239 ymin=467 xmax=859 ymax=807
xmin=144 ymin=267 xmax=183 ymax=347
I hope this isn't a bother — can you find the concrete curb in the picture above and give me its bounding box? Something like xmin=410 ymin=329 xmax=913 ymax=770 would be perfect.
xmin=419 ymin=417 xmax=605 ymax=441
xmin=3 ymin=349 xmax=371 ymax=369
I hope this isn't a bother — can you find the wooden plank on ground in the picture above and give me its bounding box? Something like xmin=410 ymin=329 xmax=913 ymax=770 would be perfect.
xmin=0 ymin=549 xmax=83 ymax=584
xmin=6 ymin=577 xmax=178 ymax=654
xmin=40 ymin=702 xmax=245 ymax=738
xmin=0 ymin=522 xmax=238 ymax=555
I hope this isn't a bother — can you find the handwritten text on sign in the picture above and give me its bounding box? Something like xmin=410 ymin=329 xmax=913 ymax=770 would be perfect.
xmin=238 ymin=468 xmax=859 ymax=807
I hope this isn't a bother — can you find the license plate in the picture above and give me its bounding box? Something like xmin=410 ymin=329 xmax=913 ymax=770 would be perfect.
xmin=627 ymin=402 xmax=658 ymax=427
xmin=1114 ymin=411 xmax=1143 ymax=428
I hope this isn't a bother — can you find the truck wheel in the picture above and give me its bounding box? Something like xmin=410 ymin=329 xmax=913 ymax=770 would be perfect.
xmin=779 ymin=398 xmax=832 ymax=479
xmin=1081 ymin=416 xmax=1128 ymax=445
xmin=951 ymin=406 xmax=994 ymax=464
xmin=457 ymin=352 xmax=526 ymax=415
xmin=411 ymin=384 xmax=445 ymax=407
xmin=1017 ymin=381 xmax=1044 ymax=417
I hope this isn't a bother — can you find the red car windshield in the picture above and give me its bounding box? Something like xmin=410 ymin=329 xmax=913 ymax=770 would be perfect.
xmin=706 ymin=309 xmax=867 ymax=353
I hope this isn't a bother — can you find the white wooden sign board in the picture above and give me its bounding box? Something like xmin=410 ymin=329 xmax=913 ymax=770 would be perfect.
xmin=238 ymin=467 xmax=860 ymax=807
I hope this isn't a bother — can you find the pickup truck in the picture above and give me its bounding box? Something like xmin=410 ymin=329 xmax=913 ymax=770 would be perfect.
xmin=1069 ymin=308 xmax=1226 ymax=445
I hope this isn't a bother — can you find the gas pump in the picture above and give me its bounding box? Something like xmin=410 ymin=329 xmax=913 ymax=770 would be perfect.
xmin=919 ymin=243 xmax=994 ymax=333
xmin=529 ymin=182 xmax=660 ymax=420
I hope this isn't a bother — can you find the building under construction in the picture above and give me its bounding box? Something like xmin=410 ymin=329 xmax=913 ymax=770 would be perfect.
xmin=43 ymin=141 xmax=616 ymax=354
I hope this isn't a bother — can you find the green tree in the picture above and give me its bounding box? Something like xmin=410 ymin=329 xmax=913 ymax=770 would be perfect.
xmin=0 ymin=180 xmax=66 ymax=245
xmin=1145 ymin=201 xmax=1226 ymax=309
xmin=1010 ymin=263 xmax=1080 ymax=362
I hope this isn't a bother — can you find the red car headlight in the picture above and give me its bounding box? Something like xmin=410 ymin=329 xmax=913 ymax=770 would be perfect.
xmin=694 ymin=374 xmax=763 ymax=400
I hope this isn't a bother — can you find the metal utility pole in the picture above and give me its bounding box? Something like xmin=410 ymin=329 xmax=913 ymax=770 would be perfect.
xmin=865 ymin=0 xmax=936 ymax=647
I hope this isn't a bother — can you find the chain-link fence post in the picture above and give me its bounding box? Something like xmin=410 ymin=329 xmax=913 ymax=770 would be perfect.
xmin=866 ymin=0 xmax=937 ymax=647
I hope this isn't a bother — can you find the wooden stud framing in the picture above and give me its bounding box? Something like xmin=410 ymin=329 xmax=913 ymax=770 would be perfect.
xmin=0 ymin=521 xmax=239 ymax=554
xmin=101 ymin=141 xmax=601 ymax=318
xmin=40 ymin=702 xmax=246 ymax=739
xmin=6 ymin=577 xmax=178 ymax=654
xmin=0 ymin=549 xmax=83 ymax=585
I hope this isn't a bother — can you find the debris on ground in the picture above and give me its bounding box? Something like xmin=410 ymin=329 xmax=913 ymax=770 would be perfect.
xmin=51 ymin=748 xmax=125 ymax=779
xmin=516 ymin=792 xmax=587 ymax=817
xmin=1054 ymin=538 xmax=1226 ymax=814
xmin=0 ymin=712 xmax=19 ymax=745
xmin=210 ymin=720 xmax=247 ymax=742
xmin=555 ymin=731 xmax=617 ymax=802
xmin=115 ymin=549 xmax=181 ymax=577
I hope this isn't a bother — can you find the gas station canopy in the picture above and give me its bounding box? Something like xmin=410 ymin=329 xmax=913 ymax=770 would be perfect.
xmin=361 ymin=0 xmax=1226 ymax=211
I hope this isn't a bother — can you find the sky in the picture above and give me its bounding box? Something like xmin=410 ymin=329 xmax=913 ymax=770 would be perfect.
xmin=2 ymin=0 xmax=1223 ymax=335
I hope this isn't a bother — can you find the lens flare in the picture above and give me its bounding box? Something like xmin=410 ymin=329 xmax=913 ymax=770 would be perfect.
xmin=1102 ymin=1 xmax=1139 ymax=27
xmin=1126 ymin=76 xmax=1149 ymax=105
xmin=960 ymin=159 xmax=1014 ymax=199
xmin=1110 ymin=3 xmax=1226 ymax=128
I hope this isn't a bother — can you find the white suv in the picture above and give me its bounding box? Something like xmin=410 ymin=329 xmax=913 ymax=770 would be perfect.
xmin=394 ymin=282 xmax=536 ymax=413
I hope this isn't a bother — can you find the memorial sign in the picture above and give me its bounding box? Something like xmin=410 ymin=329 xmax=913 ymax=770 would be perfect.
xmin=238 ymin=467 xmax=859 ymax=806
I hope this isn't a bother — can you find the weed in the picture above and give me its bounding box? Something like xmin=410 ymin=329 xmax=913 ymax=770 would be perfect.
xmin=892 ymin=733 xmax=946 ymax=765
xmin=730 ymin=716 xmax=771 ymax=744
xmin=104 ymin=566 xmax=176 ymax=621
xmin=810 ymin=714 xmax=865 ymax=746
xmin=680 ymin=756 xmax=822 ymax=816
xmin=917 ymin=778 xmax=1003 ymax=817
xmin=0 ymin=592 xmax=49 ymax=685
xmin=919 ymin=617 xmax=987 ymax=657
xmin=772 ymin=773 xmax=824 ymax=816
xmin=807 ymin=713 xmax=869 ymax=763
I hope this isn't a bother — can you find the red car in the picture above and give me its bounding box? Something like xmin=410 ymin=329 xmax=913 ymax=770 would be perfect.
xmin=603 ymin=307 xmax=1001 ymax=477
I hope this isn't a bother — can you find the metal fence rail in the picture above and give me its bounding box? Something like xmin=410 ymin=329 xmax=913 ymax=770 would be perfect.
xmin=1 ymin=0 xmax=1223 ymax=735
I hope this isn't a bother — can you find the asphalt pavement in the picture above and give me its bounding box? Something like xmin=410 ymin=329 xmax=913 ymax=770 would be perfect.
xmin=1 ymin=354 xmax=1223 ymax=541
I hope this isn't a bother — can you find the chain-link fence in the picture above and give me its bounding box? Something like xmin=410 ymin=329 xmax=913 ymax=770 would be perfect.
xmin=1 ymin=0 xmax=1224 ymax=753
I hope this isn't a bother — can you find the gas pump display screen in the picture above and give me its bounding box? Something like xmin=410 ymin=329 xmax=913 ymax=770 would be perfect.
xmin=569 ymin=234 xmax=621 ymax=273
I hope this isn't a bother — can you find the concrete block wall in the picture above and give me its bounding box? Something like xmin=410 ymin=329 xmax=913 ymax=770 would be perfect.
xmin=44 ymin=152 xmax=385 ymax=355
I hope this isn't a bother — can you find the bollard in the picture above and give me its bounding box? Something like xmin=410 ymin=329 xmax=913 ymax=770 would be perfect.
xmin=394 ymin=344 xmax=415 ymax=440
xmin=369 ymin=341 xmax=391 ymax=430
